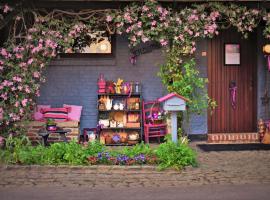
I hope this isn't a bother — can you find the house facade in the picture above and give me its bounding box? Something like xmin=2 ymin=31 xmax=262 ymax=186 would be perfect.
xmin=23 ymin=0 xmax=270 ymax=142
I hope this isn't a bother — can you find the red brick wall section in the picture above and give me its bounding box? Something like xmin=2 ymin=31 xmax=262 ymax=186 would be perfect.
xmin=208 ymin=133 xmax=259 ymax=144
xmin=25 ymin=121 xmax=79 ymax=144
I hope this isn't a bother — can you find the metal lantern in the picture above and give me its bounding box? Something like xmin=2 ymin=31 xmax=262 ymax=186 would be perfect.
xmin=98 ymin=74 xmax=106 ymax=94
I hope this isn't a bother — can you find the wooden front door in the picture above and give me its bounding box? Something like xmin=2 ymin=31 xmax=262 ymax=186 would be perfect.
xmin=208 ymin=29 xmax=257 ymax=133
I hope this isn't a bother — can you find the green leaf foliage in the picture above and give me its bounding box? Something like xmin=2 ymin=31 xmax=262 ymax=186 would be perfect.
xmin=155 ymin=140 xmax=197 ymax=170
xmin=0 ymin=136 xmax=197 ymax=170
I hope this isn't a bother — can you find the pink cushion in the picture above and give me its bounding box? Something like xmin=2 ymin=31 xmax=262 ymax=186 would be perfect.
xmin=63 ymin=104 xmax=82 ymax=121
xmin=41 ymin=107 xmax=71 ymax=122
xmin=33 ymin=105 xmax=51 ymax=121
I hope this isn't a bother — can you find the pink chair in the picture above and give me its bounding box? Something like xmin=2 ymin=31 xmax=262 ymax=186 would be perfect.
xmin=142 ymin=100 xmax=167 ymax=143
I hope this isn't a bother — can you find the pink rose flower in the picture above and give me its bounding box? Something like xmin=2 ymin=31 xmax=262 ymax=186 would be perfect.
xmin=151 ymin=21 xmax=157 ymax=26
xmin=106 ymin=15 xmax=113 ymax=22
xmin=157 ymin=6 xmax=163 ymax=14
xmin=33 ymin=71 xmax=40 ymax=78
xmin=160 ymin=39 xmax=168 ymax=46
xmin=0 ymin=48 xmax=8 ymax=57
xmin=15 ymin=101 xmax=20 ymax=107
xmin=25 ymin=87 xmax=31 ymax=93
xmin=3 ymin=4 xmax=11 ymax=13
xmin=131 ymin=36 xmax=137 ymax=42
xmin=21 ymin=99 xmax=28 ymax=107
xmin=27 ymin=58 xmax=33 ymax=65
xmin=18 ymin=85 xmax=23 ymax=91
xmin=137 ymin=30 xmax=143 ymax=36
xmin=27 ymin=35 xmax=32 ymax=40
xmin=12 ymin=76 xmax=22 ymax=82
xmin=15 ymin=54 xmax=23 ymax=59
xmin=142 ymin=36 xmax=149 ymax=43
xmin=142 ymin=5 xmax=149 ymax=12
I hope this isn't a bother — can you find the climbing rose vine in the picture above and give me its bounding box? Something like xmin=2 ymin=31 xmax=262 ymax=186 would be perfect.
xmin=1 ymin=0 xmax=270 ymax=134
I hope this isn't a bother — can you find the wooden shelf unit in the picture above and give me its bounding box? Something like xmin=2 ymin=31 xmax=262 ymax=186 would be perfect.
xmin=97 ymin=93 xmax=143 ymax=145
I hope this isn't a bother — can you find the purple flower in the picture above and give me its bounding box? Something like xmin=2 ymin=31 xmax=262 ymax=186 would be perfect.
xmin=134 ymin=154 xmax=146 ymax=163
xmin=117 ymin=155 xmax=129 ymax=164
xmin=97 ymin=152 xmax=102 ymax=159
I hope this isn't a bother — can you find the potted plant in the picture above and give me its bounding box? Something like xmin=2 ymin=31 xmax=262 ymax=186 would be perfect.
xmin=46 ymin=118 xmax=57 ymax=131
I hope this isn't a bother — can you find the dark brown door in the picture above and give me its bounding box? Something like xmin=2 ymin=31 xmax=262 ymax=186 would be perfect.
xmin=208 ymin=29 xmax=257 ymax=133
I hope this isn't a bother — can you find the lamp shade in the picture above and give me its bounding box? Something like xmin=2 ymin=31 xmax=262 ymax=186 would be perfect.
xmin=263 ymin=44 xmax=270 ymax=54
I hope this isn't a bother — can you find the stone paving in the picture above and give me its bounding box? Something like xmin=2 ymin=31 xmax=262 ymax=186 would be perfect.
xmin=1 ymin=143 xmax=270 ymax=188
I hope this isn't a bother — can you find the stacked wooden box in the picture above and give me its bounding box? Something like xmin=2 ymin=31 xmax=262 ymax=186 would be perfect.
xmin=25 ymin=121 xmax=80 ymax=143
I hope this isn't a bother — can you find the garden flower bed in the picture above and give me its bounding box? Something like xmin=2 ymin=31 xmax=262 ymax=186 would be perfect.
xmin=0 ymin=135 xmax=197 ymax=170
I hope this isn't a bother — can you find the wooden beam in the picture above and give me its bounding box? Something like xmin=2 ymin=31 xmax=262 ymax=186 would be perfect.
xmin=37 ymin=0 xmax=267 ymax=2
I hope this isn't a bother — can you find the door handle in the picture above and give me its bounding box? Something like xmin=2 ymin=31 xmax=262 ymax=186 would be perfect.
xmin=229 ymin=81 xmax=237 ymax=110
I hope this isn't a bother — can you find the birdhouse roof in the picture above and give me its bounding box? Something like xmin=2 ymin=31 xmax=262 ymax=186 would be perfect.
xmin=158 ymin=93 xmax=189 ymax=102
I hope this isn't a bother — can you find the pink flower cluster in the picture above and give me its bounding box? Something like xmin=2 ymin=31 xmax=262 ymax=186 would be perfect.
xmin=118 ymin=0 xmax=171 ymax=46
xmin=2 ymin=4 xmax=12 ymax=13
xmin=0 ymin=22 xmax=62 ymax=125
xmin=0 ymin=48 xmax=11 ymax=59
xmin=106 ymin=15 xmax=113 ymax=22
xmin=68 ymin=24 xmax=86 ymax=37
xmin=159 ymin=39 xmax=168 ymax=46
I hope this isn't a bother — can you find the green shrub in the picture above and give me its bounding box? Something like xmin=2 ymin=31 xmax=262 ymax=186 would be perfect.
xmin=120 ymin=142 xmax=153 ymax=158
xmin=1 ymin=135 xmax=33 ymax=164
xmin=84 ymin=141 xmax=106 ymax=156
xmin=155 ymin=141 xmax=197 ymax=170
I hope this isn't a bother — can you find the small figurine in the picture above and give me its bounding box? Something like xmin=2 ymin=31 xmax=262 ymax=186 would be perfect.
xmin=122 ymin=82 xmax=132 ymax=95
xmin=115 ymin=78 xmax=124 ymax=94
xmin=104 ymin=96 xmax=112 ymax=110
xmin=258 ymin=118 xmax=266 ymax=142
xmin=106 ymin=81 xmax=115 ymax=94
xmin=113 ymin=103 xmax=119 ymax=110
xmin=119 ymin=103 xmax=124 ymax=110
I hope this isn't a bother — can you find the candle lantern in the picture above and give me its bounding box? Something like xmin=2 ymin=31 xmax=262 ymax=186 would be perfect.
xmin=134 ymin=82 xmax=141 ymax=94
xmin=98 ymin=74 xmax=106 ymax=94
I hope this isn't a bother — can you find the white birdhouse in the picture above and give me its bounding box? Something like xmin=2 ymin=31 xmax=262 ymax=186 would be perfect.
xmin=158 ymin=93 xmax=188 ymax=111
xmin=158 ymin=93 xmax=189 ymax=143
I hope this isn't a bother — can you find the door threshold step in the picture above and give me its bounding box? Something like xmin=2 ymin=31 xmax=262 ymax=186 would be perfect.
xmin=208 ymin=133 xmax=259 ymax=143
xmin=197 ymin=143 xmax=270 ymax=152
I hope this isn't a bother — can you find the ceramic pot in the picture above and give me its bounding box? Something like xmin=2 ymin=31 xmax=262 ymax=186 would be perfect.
xmin=46 ymin=125 xmax=57 ymax=131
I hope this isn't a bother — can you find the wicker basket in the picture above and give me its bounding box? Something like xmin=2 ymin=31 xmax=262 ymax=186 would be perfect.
xmin=128 ymin=140 xmax=139 ymax=145
xmin=152 ymin=119 xmax=164 ymax=125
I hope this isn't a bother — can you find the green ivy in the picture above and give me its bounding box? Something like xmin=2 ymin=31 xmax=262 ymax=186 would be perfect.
xmin=159 ymin=47 xmax=216 ymax=114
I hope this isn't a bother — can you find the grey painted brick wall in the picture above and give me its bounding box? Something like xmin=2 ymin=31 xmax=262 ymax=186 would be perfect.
xmin=38 ymin=35 xmax=166 ymax=132
xmin=189 ymin=39 xmax=208 ymax=134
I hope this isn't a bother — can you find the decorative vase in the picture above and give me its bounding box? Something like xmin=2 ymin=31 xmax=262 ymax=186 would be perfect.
xmin=46 ymin=125 xmax=57 ymax=131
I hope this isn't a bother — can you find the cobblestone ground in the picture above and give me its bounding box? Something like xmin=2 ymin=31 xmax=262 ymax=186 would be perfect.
xmin=1 ymin=143 xmax=270 ymax=188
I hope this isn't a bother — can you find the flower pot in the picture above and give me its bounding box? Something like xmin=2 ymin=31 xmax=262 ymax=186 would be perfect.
xmin=46 ymin=125 xmax=57 ymax=131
